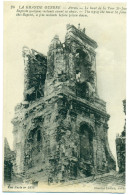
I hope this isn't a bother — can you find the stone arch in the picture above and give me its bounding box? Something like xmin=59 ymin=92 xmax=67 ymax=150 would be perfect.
xmin=75 ymin=48 xmax=92 ymax=89
xmin=79 ymin=122 xmax=94 ymax=176
xmin=24 ymin=127 xmax=42 ymax=169
xmin=76 ymin=48 xmax=91 ymax=62
xmin=79 ymin=121 xmax=94 ymax=133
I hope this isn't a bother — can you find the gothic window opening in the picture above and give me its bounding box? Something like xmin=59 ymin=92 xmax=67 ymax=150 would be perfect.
xmin=75 ymin=48 xmax=95 ymax=100
xmin=79 ymin=123 xmax=93 ymax=176
xmin=25 ymin=127 xmax=42 ymax=169
xmin=76 ymin=49 xmax=92 ymax=81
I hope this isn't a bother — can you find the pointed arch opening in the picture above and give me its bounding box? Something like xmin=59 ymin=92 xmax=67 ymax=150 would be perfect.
xmin=79 ymin=122 xmax=94 ymax=176
xmin=24 ymin=127 xmax=42 ymax=169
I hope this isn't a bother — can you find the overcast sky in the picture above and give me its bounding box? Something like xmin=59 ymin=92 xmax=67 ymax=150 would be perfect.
xmin=4 ymin=2 xmax=126 ymax=164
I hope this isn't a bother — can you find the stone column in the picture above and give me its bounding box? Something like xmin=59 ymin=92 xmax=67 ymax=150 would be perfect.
xmin=22 ymin=47 xmax=31 ymax=100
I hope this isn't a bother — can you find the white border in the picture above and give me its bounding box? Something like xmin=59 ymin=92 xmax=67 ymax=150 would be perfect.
xmin=0 ymin=0 xmax=128 ymax=195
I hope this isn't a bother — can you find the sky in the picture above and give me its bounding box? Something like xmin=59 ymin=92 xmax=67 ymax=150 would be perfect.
xmin=3 ymin=2 xmax=126 ymax=163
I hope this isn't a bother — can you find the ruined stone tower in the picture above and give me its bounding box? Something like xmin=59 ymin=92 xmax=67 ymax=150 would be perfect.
xmin=12 ymin=24 xmax=116 ymax=183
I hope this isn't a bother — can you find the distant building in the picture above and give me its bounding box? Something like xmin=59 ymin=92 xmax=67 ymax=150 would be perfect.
xmin=116 ymin=100 xmax=126 ymax=173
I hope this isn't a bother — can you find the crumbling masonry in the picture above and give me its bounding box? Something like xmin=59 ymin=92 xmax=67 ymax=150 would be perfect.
xmin=12 ymin=24 xmax=116 ymax=183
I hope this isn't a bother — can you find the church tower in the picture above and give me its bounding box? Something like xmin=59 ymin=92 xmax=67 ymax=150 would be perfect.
xmin=12 ymin=24 xmax=116 ymax=183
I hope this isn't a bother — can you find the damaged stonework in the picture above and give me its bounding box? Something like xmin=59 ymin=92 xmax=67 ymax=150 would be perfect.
xmin=23 ymin=47 xmax=47 ymax=101
xmin=4 ymin=138 xmax=15 ymax=183
xmin=11 ymin=24 xmax=116 ymax=184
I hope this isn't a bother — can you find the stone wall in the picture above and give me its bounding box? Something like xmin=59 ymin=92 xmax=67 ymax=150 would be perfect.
xmin=4 ymin=138 xmax=14 ymax=182
xmin=23 ymin=47 xmax=47 ymax=101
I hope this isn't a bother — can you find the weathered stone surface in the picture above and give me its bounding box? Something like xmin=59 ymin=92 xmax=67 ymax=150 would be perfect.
xmin=23 ymin=47 xmax=47 ymax=101
xmin=11 ymin=24 xmax=116 ymax=184
xmin=4 ymin=138 xmax=15 ymax=183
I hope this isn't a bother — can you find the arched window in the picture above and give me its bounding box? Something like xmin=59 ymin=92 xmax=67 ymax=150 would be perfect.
xmin=80 ymin=124 xmax=93 ymax=160
xmin=75 ymin=49 xmax=92 ymax=100
xmin=25 ymin=127 xmax=42 ymax=169
xmin=79 ymin=123 xmax=93 ymax=176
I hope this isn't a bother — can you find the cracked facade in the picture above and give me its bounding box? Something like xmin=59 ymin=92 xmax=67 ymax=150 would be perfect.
xmin=11 ymin=24 xmax=116 ymax=183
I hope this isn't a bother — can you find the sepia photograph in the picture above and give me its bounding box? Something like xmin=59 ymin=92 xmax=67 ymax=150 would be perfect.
xmin=3 ymin=1 xmax=126 ymax=193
